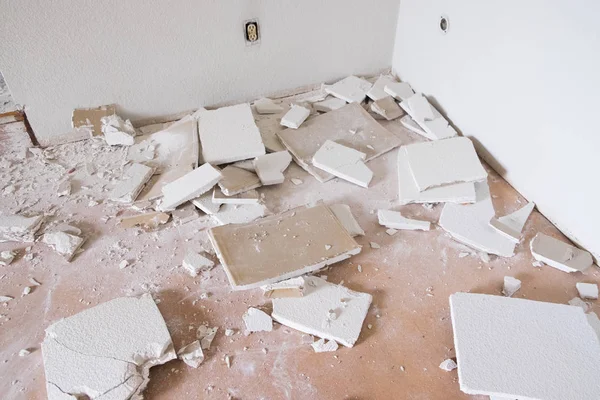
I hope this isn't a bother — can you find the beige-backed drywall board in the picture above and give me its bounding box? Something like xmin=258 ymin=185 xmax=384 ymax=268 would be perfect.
xmin=0 ymin=1 xmax=400 ymax=146
xmin=392 ymin=0 xmax=600 ymax=261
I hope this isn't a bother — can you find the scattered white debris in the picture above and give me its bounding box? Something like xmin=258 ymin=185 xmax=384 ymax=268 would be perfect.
xmin=325 ymin=76 xmax=372 ymax=103
xmin=243 ymin=307 xmax=273 ymax=333
xmin=290 ymin=178 xmax=304 ymax=185
xmin=0 ymin=250 xmax=16 ymax=266
xmin=253 ymin=98 xmax=284 ymax=114
xmin=182 ymin=251 xmax=215 ymax=277
xmin=118 ymin=260 xmax=129 ymax=269
xmin=57 ymin=180 xmax=71 ymax=197
xmin=489 ymin=202 xmax=535 ymax=243
xmin=439 ymin=359 xmax=457 ymax=372
xmin=159 ymin=163 xmax=222 ymax=211
xmin=384 ymin=81 xmax=415 ymax=101
xmin=311 ymin=338 xmax=339 ymax=353
xmin=280 ymin=105 xmax=310 ymax=129
xmin=110 ymin=163 xmax=155 ymax=204
xmin=576 ymin=283 xmax=599 ymax=300
xmin=370 ymin=242 xmax=380 ymax=249
xmin=19 ymin=348 xmax=31 ymax=357
xmin=530 ymin=233 xmax=593 ymax=273
xmin=196 ymin=325 xmax=218 ymax=350
xmin=0 ymin=295 xmax=14 ymax=303
xmin=0 ymin=215 xmax=44 ymax=243
xmin=312 ymin=140 xmax=373 ymax=188
xmin=254 ymin=151 xmax=293 ymax=185
xmin=329 ymin=204 xmax=365 ymax=237
xmin=177 ymin=340 xmax=205 ymax=368
xmin=101 ymin=114 xmax=136 ymax=146
xmin=42 ymin=230 xmax=85 ymax=262
xmin=502 ymin=276 xmax=521 ymax=297
xmin=313 ymin=96 xmax=347 ymax=112
xmin=22 ymin=286 xmax=32 ymax=296
xmin=377 ymin=210 xmax=431 ymax=231
xmin=224 ymin=355 xmax=232 ymax=368
xmin=371 ymin=97 xmax=403 ymax=120
xmin=29 ymin=277 xmax=42 ymax=286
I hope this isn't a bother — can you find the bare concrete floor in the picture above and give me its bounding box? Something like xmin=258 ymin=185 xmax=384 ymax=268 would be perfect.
xmin=0 ymin=97 xmax=598 ymax=400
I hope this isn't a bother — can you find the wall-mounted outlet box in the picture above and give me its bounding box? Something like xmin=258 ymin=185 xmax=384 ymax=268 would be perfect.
xmin=244 ymin=19 xmax=260 ymax=45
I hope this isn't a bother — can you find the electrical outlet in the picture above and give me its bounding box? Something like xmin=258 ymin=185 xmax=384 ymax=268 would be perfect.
xmin=244 ymin=20 xmax=260 ymax=44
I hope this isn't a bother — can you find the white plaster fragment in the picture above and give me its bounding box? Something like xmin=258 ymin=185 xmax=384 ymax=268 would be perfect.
xmin=42 ymin=231 xmax=85 ymax=262
xmin=196 ymin=325 xmax=218 ymax=350
xmin=182 ymin=251 xmax=214 ymax=277
xmin=191 ymin=190 xmax=221 ymax=215
xmin=212 ymin=187 xmax=260 ymax=205
xmin=253 ymin=98 xmax=283 ymax=114
xmin=386 ymin=228 xmax=398 ymax=236
xmin=261 ymin=277 xmax=306 ymax=298
xmin=57 ymin=180 xmax=71 ymax=197
xmin=377 ymin=210 xmax=431 ymax=231
xmin=311 ymin=338 xmax=339 ymax=353
xmin=312 ymin=140 xmax=372 ymax=188
xmin=0 ymin=215 xmax=44 ymax=243
xmin=110 ymin=163 xmax=155 ymax=204
xmin=243 ymin=307 xmax=273 ymax=333
xmin=19 ymin=349 xmax=31 ymax=357
xmin=325 ymin=76 xmax=372 ymax=103
xmin=489 ymin=202 xmax=535 ymax=243
xmin=406 ymin=93 xmax=434 ymax=121
xmin=313 ymin=96 xmax=347 ymax=113
xmin=101 ymin=114 xmax=136 ymax=146
xmin=22 ymin=286 xmax=32 ymax=296
xmin=576 ymin=283 xmax=598 ymax=300
xmin=329 ymin=204 xmax=365 ymax=237
xmin=0 ymin=250 xmax=16 ymax=266
xmin=0 ymin=295 xmax=13 ymax=303
xmin=530 ymin=233 xmax=593 ymax=273
xmin=211 ymin=203 xmax=268 ymax=225
xmin=280 ymin=105 xmax=310 ymax=129
xmin=439 ymin=359 xmax=457 ymax=371
xmin=177 ymin=340 xmax=204 ymax=368
xmin=384 ymin=81 xmax=415 ymax=101
xmin=159 ymin=163 xmax=222 ymax=211
xmin=253 ymin=151 xmax=293 ymax=185
xmin=502 ymin=276 xmax=521 ymax=297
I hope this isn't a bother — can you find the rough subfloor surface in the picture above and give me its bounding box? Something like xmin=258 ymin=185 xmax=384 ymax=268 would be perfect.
xmin=0 ymin=95 xmax=598 ymax=400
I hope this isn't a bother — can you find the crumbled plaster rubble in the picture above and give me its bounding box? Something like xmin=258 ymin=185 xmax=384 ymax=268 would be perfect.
xmin=0 ymin=73 xmax=597 ymax=399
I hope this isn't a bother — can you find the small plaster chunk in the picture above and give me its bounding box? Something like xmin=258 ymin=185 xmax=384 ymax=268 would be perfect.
xmin=196 ymin=325 xmax=218 ymax=350
xmin=370 ymin=97 xmax=404 ymax=120
xmin=182 ymin=251 xmax=215 ymax=277
xmin=22 ymin=286 xmax=32 ymax=296
xmin=313 ymin=96 xmax=347 ymax=113
xmin=489 ymin=202 xmax=535 ymax=243
xmin=191 ymin=191 xmax=222 ymax=215
xmin=198 ymin=103 xmax=266 ymax=165
xmin=119 ymin=260 xmax=129 ymax=269
xmin=384 ymin=81 xmax=415 ymax=101
xmin=253 ymin=151 xmax=293 ymax=185
xmin=325 ymin=75 xmax=372 ymax=103
xmin=57 ymin=180 xmax=71 ymax=197
xmin=19 ymin=349 xmax=31 ymax=357
xmin=243 ymin=307 xmax=273 ymax=333
xmin=290 ymin=178 xmax=304 ymax=185
xmin=212 ymin=187 xmax=259 ymax=205
xmin=329 ymin=204 xmax=365 ymax=237
xmin=110 ymin=163 xmax=155 ymax=204
xmin=370 ymin=242 xmax=380 ymax=249
xmin=311 ymin=338 xmax=339 ymax=353
xmin=261 ymin=277 xmax=306 ymax=298
xmin=177 ymin=340 xmax=204 ymax=368
xmin=439 ymin=359 xmax=457 ymax=372
xmin=280 ymin=105 xmax=310 ymax=129
xmin=159 ymin=163 xmax=222 ymax=211
xmin=450 ymin=293 xmax=600 ymax=400
xmin=576 ymin=283 xmax=599 ymax=300
xmin=271 ymin=276 xmax=372 ymax=347
xmin=101 ymin=114 xmax=136 ymax=146
xmin=253 ymin=97 xmax=283 ymax=115
xmin=0 ymin=295 xmax=14 ymax=303
xmin=0 ymin=250 xmax=16 ymax=266
xmin=377 ymin=210 xmax=431 ymax=231
xmin=502 ymin=276 xmax=521 ymax=297
xmin=217 ymin=165 xmax=261 ymax=196
xmin=0 ymin=215 xmax=44 ymax=243
xmin=530 ymin=233 xmax=593 ymax=273
xmin=42 ymin=230 xmax=85 ymax=262
xmin=41 ymin=294 xmax=176 ymax=400
xmin=366 ymin=75 xmax=396 ymax=101
xmin=312 ymin=140 xmax=373 ymax=188
xmin=406 ymin=93 xmax=435 ymax=121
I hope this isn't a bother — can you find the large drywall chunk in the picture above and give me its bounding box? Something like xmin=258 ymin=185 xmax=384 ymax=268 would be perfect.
xmin=366 ymin=75 xmax=396 ymax=101
xmin=182 ymin=251 xmax=215 ymax=277
xmin=450 ymin=293 xmax=600 ymax=399
xmin=101 ymin=114 xmax=136 ymax=146
xmin=253 ymin=98 xmax=283 ymax=115
xmin=208 ymin=204 xmax=361 ymax=290
xmin=439 ymin=182 xmax=516 ymax=257
xmin=489 ymin=202 xmax=535 ymax=243
xmin=158 ymin=163 xmax=221 ymax=211
xmin=243 ymin=307 xmax=273 ymax=333
xmin=530 ymin=233 xmax=593 ymax=273
xmin=277 ymin=103 xmax=401 ymax=182
xmin=370 ymin=97 xmax=404 ymax=121
xmin=0 ymin=215 xmax=44 ymax=243
xmin=191 ymin=191 xmax=221 ymax=215
xmin=42 ymin=294 xmax=176 ymax=400
xmin=272 ymin=276 xmax=372 ymax=347
xmin=576 ymin=283 xmax=598 ymax=300
xmin=404 ymin=137 xmax=487 ymax=192
xmin=312 ymin=140 xmax=373 ymax=188
xmin=384 ymin=81 xmax=415 ymax=101
xmin=42 ymin=231 xmax=85 ymax=261
xmin=198 ymin=103 xmax=265 ymax=165
xmin=397 ymin=148 xmax=476 ymax=205
xmin=72 ymin=104 xmax=116 ymax=136
xmin=254 ymin=151 xmax=292 ymax=185
xmin=280 ymin=105 xmax=310 ymax=129
xmin=325 ymin=75 xmax=372 ymax=103
xmin=110 ymin=163 xmax=154 ymax=204
xmin=329 ymin=204 xmax=364 ymax=237
xmin=313 ymin=96 xmax=347 ymax=113
xmin=217 ymin=166 xmax=261 ymax=196
xmin=211 ymin=203 xmax=268 ymax=225
xmin=377 ymin=210 xmax=430 ymax=231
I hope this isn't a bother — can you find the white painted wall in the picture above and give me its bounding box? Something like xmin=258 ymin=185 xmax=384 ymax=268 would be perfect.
xmin=0 ymin=0 xmax=399 ymax=145
xmin=392 ymin=0 xmax=600 ymax=260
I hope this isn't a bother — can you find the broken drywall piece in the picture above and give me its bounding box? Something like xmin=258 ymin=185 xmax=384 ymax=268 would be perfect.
xmin=191 ymin=190 xmax=221 ymax=215
xmin=439 ymin=182 xmax=516 ymax=257
xmin=261 ymin=277 xmax=306 ymax=298
xmin=209 ymin=204 xmax=361 ymax=290
xmin=490 ymin=202 xmax=535 ymax=243
xmin=217 ymin=165 xmax=261 ymax=196
xmin=42 ymin=230 xmax=85 ymax=261
xmin=377 ymin=210 xmax=431 ymax=231
xmin=137 ymin=165 xmax=193 ymax=203
xmin=42 ymin=294 xmax=176 ymax=400
xmin=313 ymin=96 xmax=347 ymax=113
xmin=101 ymin=114 xmax=136 ymax=146
xmin=366 ymin=75 xmax=396 ymax=101
xmin=253 ymin=98 xmax=283 ymax=115
xmin=0 ymin=250 xmax=16 ymax=266
xmin=325 ymin=76 xmax=372 ymax=103
xmin=311 ymin=338 xmax=339 ymax=353
xmin=397 ymin=148 xmax=476 ymax=205
xmin=196 ymin=325 xmax=218 ymax=350
xmin=212 ymin=187 xmax=260 ymax=205
xmin=110 ymin=163 xmax=155 ymax=204
xmin=158 ymin=163 xmax=222 ymax=211
xmin=57 ymin=180 xmax=71 ymax=197
xmin=439 ymin=359 xmax=457 ymax=372
xmin=406 ymin=93 xmax=435 ymax=122
xmin=277 ymin=103 xmax=401 ymax=182
xmin=502 ymin=276 xmax=521 ymax=297
xmin=231 ymin=159 xmax=256 ymax=172
xmin=211 ymin=203 xmax=268 ymax=225
xmin=272 ymin=276 xmax=372 ymax=347
xmin=329 ymin=204 xmax=365 ymax=237
xmin=404 ymin=137 xmax=487 ymax=192
xmin=0 ymin=215 xmax=44 ymax=243
xmin=72 ymin=104 xmax=116 ymax=136
xmin=370 ymin=96 xmax=404 ymax=121
xmin=243 ymin=307 xmax=273 ymax=333
xmin=312 ymin=140 xmax=373 ymax=188
xmin=280 ymin=105 xmax=310 ymax=129
xmin=119 ymin=212 xmax=170 ymax=230
xmin=530 ymin=233 xmax=593 ymax=273
xmin=198 ymin=103 xmax=266 ymax=165
xmin=423 ymin=118 xmax=458 ymax=140
xmin=291 ymin=178 xmax=303 ymax=185
xmin=177 ymin=340 xmax=204 ymax=368
xmin=450 ymin=293 xmax=600 ymax=399
xmin=182 ymin=251 xmax=215 ymax=277
xmin=576 ymin=283 xmax=598 ymax=300
xmin=399 ymin=115 xmax=427 ymax=137
xmin=384 ymin=81 xmax=415 ymax=101
xmin=253 ymin=151 xmax=293 ymax=185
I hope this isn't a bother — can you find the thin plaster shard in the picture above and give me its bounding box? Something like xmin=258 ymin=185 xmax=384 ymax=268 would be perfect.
xmin=0 ymin=250 xmax=16 ymax=266
xmin=439 ymin=359 xmax=457 ymax=372
xmin=158 ymin=163 xmax=222 ymax=211
xmin=182 ymin=251 xmax=215 ymax=277
xmin=196 ymin=325 xmax=218 ymax=350
xmin=212 ymin=187 xmax=260 ymax=205
xmin=312 ymin=140 xmax=373 ymax=188
xmin=280 ymin=105 xmax=310 ymax=129
xmin=325 ymin=76 xmax=372 ymax=104
xmin=377 ymin=210 xmax=431 ymax=231
xmin=384 ymin=81 xmax=415 ymax=101
xmin=101 ymin=114 xmax=137 ymax=146
xmin=530 ymin=233 xmax=593 ymax=273
xmin=329 ymin=204 xmax=365 ymax=237
xmin=0 ymin=214 xmax=44 ymax=243
xmin=243 ymin=307 xmax=273 ymax=333
xmin=399 ymin=94 xmax=457 ymax=140
xmin=253 ymin=151 xmax=293 ymax=185
xmin=399 ymin=115 xmax=427 ymax=137
xmin=177 ymin=341 xmax=204 ymax=368
xmin=370 ymin=97 xmax=404 ymax=120
xmin=502 ymin=276 xmax=521 ymax=297
xmin=41 ymin=294 xmax=176 ymax=400
xmin=489 ymin=202 xmax=535 ymax=243
xmin=191 ymin=190 xmax=222 ymax=215
xmin=110 ymin=163 xmax=155 ymax=204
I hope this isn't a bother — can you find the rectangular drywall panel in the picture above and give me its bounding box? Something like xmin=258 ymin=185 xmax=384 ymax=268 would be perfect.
xmin=0 ymin=1 xmax=400 ymax=146
xmin=392 ymin=0 xmax=600 ymax=261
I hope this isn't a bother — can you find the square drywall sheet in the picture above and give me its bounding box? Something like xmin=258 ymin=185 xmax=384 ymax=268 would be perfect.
xmin=450 ymin=293 xmax=600 ymax=399
xmin=208 ymin=204 xmax=361 ymax=290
